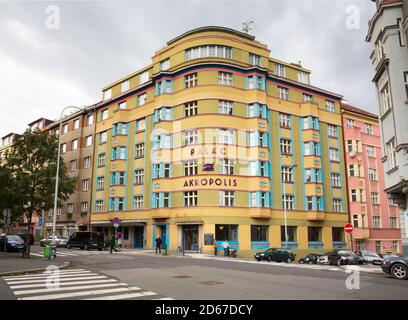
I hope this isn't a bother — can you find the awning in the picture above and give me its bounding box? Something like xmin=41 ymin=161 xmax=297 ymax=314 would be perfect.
xmin=90 ymin=219 xmax=147 ymax=226
xmin=90 ymin=220 xmax=112 ymax=226
xmin=175 ymin=221 xmax=204 ymax=225
xmin=120 ymin=219 xmax=147 ymax=225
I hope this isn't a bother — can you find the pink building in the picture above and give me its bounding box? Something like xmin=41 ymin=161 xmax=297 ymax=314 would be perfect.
xmin=341 ymin=103 xmax=401 ymax=255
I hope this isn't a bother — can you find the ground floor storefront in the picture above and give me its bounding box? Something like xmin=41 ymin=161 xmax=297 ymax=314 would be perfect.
xmin=44 ymin=222 xmax=78 ymax=239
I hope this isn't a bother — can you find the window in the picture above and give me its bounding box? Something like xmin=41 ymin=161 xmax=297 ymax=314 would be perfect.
xmin=308 ymin=227 xmax=322 ymax=242
xmin=97 ymin=153 xmax=106 ymax=167
xmin=279 ymin=113 xmax=291 ymax=128
xmin=351 ymin=189 xmax=357 ymax=202
xmin=157 ymin=107 xmax=172 ymax=121
xmin=353 ymin=215 xmax=359 ymax=228
xmin=390 ymin=217 xmax=397 ymax=229
xmin=303 ymin=93 xmax=313 ymax=102
xmin=220 ymin=159 xmax=235 ymax=175
xmin=112 ymin=146 xmax=126 ymax=160
xmin=134 ymin=169 xmax=144 ymax=185
xmin=83 ymin=157 xmax=91 ymax=169
xmin=386 ymin=138 xmax=397 ymax=170
xmin=366 ymin=145 xmax=375 ymax=157
xmin=81 ymin=202 xmax=88 ymax=213
xmin=388 ymin=198 xmax=398 ymax=206
xmin=365 ymin=123 xmax=373 ymax=135
xmin=218 ymin=100 xmax=233 ymax=115
xmin=96 ymin=176 xmax=105 ymax=190
xmin=218 ymin=129 xmax=235 ymax=145
xmin=251 ymin=225 xmax=268 ymax=242
xmin=373 ymin=216 xmax=380 ymax=229
xmin=282 ymin=195 xmax=294 ymax=210
xmin=185 ymin=73 xmax=198 ymax=88
xmin=101 ymin=109 xmax=109 ymax=121
xmin=111 ymin=172 xmax=125 ymax=185
xmin=346 ymin=119 xmax=355 ymax=128
xmin=163 ymin=163 xmax=171 ymax=178
xmin=371 ymin=192 xmax=379 ymax=205
xmin=184 ymin=101 xmax=198 ymax=117
xmin=349 ymin=164 xmax=355 ymax=177
xmin=404 ymin=72 xmax=408 ymax=101
xmin=157 ymin=81 xmax=172 ymax=94
xmin=281 ymin=166 xmax=293 ymax=182
xmin=163 ymin=192 xmax=170 ymax=208
xmin=184 ymin=161 xmax=198 ymax=176
xmin=220 ymin=191 xmax=235 ymax=206
xmin=86 ymin=114 xmax=94 ymax=126
xmin=95 ymin=200 xmax=104 ymax=212
xmin=61 ymin=143 xmax=67 ymax=154
xmin=63 ymin=124 xmax=68 ymax=134
xmin=375 ymin=240 xmax=382 ymax=253
xmin=281 ymin=226 xmax=297 ymax=242
xmin=118 ymin=101 xmax=126 ymax=110
xmin=248 ymin=76 xmax=262 ymax=89
xmin=329 ymin=148 xmax=339 ymax=162
xmin=69 ymin=160 xmax=77 ymax=172
xmin=380 ymin=84 xmax=392 ymax=114
xmin=275 ymin=64 xmax=285 ymax=77
xmin=332 ymin=199 xmax=343 ymax=212
xmin=185 ymin=45 xmax=232 ymax=60
xmin=135 ymin=143 xmax=145 ymax=158
xmin=216 ymin=224 xmax=238 ymax=242
xmin=250 ymin=192 xmax=269 ymax=208
xmin=331 ymin=173 xmax=341 ymax=187
xmin=103 ymin=89 xmax=112 ymax=101
xmin=137 ymin=93 xmax=147 ymax=106
xmin=278 ymin=87 xmax=289 ymax=100
xmin=218 ymin=72 xmax=233 ymax=86
xmin=100 ymin=131 xmax=107 ymax=144
xmin=356 ymin=240 xmax=364 ymax=251
xmin=140 ymin=71 xmax=149 ymax=84
xmin=133 ymin=196 xmax=143 ymax=210
xmin=183 ymin=130 xmax=198 ymax=146
xmin=332 ymin=227 xmax=344 ymax=242
xmin=304 ymin=142 xmax=320 ymax=156
xmin=136 ymin=119 xmax=146 ymax=131
xmin=160 ymin=58 xmax=170 ymax=71
xmin=183 ymin=191 xmax=198 ymax=207
xmin=328 ymin=125 xmax=337 ymax=137
xmin=248 ymin=104 xmax=262 ymax=118
xmin=249 ymin=53 xmax=261 ymax=66
xmin=73 ymin=119 xmax=80 ymax=130
xmin=67 ymin=203 xmax=74 ymax=214
xmin=82 ymin=179 xmax=89 ymax=191
xmin=392 ymin=241 xmax=399 ymax=253
xmin=326 ymin=100 xmax=336 ymax=112
xmin=121 ymin=80 xmax=129 ymax=93
xmin=85 ymin=135 xmax=92 ymax=147
xmin=298 ymin=71 xmax=309 ymax=84
xmin=280 ymin=139 xmax=292 ymax=154
xmin=376 ymin=39 xmax=384 ymax=60
xmin=303 ymin=117 xmax=319 ymax=130
xmin=368 ymin=168 xmax=377 ymax=181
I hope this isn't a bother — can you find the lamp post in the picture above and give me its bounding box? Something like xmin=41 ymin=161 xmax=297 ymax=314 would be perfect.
xmin=52 ymin=106 xmax=84 ymax=248
xmin=283 ymin=164 xmax=297 ymax=248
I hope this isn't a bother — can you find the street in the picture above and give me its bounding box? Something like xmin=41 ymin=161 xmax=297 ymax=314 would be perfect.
xmin=0 ymin=246 xmax=407 ymax=300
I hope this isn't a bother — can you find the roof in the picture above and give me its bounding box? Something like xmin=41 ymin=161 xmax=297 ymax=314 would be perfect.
xmin=27 ymin=118 xmax=53 ymax=126
xmin=166 ymin=26 xmax=255 ymax=45
xmin=340 ymin=102 xmax=379 ymax=120
xmin=1 ymin=132 xmax=21 ymax=140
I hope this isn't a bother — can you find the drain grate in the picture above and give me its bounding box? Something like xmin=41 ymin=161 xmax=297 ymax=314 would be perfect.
xmin=198 ymin=281 xmax=224 ymax=286
xmin=172 ymin=275 xmax=193 ymax=279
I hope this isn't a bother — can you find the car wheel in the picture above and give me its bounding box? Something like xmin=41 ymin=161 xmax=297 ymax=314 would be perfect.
xmin=66 ymin=243 xmax=71 ymax=249
xmin=84 ymin=244 xmax=89 ymax=250
xmin=257 ymin=258 xmax=261 ymax=262
xmin=267 ymin=256 xmax=272 ymax=262
xmin=98 ymin=248 xmax=102 ymax=251
xmin=390 ymin=264 xmax=408 ymax=280
xmin=287 ymin=257 xmax=292 ymax=263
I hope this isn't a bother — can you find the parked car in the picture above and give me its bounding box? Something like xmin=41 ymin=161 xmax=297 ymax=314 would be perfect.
xmin=0 ymin=234 xmax=25 ymax=252
xmin=378 ymin=253 xmax=398 ymax=260
xmin=40 ymin=235 xmax=67 ymax=247
xmin=254 ymin=248 xmax=295 ymax=263
xmin=299 ymin=253 xmax=323 ymax=264
xmin=317 ymin=253 xmax=330 ymax=265
xmin=327 ymin=250 xmax=364 ymax=266
xmin=355 ymin=250 xmax=384 ymax=265
xmin=16 ymin=233 xmax=34 ymax=245
xmin=66 ymin=231 xmax=104 ymax=251
xmin=381 ymin=256 xmax=408 ymax=280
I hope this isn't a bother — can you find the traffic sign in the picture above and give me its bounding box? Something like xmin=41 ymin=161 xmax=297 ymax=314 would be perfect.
xmin=113 ymin=217 xmax=119 ymax=225
xmin=114 ymin=223 xmax=119 ymax=228
xmin=344 ymin=223 xmax=353 ymax=234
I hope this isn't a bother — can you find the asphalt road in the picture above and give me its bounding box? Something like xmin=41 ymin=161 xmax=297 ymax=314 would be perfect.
xmin=0 ymin=246 xmax=407 ymax=300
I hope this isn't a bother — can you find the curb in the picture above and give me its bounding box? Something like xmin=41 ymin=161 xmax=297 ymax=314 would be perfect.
xmin=0 ymin=261 xmax=71 ymax=277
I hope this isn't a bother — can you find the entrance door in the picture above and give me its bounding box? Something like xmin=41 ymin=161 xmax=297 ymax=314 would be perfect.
xmin=133 ymin=226 xmax=144 ymax=248
xmin=160 ymin=225 xmax=166 ymax=249
xmin=183 ymin=225 xmax=199 ymax=251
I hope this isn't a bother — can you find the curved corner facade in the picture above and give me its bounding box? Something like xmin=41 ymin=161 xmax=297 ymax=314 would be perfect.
xmin=90 ymin=27 xmax=350 ymax=257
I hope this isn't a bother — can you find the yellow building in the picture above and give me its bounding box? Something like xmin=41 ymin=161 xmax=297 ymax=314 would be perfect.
xmin=90 ymin=26 xmax=349 ymax=257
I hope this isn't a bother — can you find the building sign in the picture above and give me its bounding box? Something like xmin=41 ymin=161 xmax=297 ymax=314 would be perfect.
xmin=189 ymin=146 xmax=227 ymax=157
xmin=183 ymin=177 xmax=237 ymax=188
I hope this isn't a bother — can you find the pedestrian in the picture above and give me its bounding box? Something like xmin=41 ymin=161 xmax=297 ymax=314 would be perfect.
xmin=214 ymin=239 xmax=217 ymax=256
xmin=222 ymin=240 xmax=229 ymax=257
xmin=117 ymin=231 xmax=122 ymax=251
xmin=110 ymin=235 xmax=118 ymax=254
xmin=155 ymin=237 xmax=162 ymax=254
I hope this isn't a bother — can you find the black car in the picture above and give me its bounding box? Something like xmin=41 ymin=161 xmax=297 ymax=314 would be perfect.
xmin=17 ymin=233 xmax=34 ymax=245
xmin=327 ymin=250 xmax=364 ymax=266
xmin=381 ymin=256 xmax=408 ymax=280
xmin=254 ymin=248 xmax=295 ymax=263
xmin=298 ymin=253 xmax=323 ymax=264
xmin=66 ymin=231 xmax=104 ymax=251
xmin=0 ymin=234 xmax=25 ymax=252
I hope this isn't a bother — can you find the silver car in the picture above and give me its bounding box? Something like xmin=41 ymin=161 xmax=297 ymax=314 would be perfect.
xmin=355 ymin=250 xmax=384 ymax=265
xmin=40 ymin=235 xmax=67 ymax=247
xmin=317 ymin=255 xmax=329 ymax=265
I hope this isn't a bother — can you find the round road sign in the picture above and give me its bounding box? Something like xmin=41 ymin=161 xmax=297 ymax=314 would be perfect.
xmin=344 ymin=223 xmax=353 ymax=234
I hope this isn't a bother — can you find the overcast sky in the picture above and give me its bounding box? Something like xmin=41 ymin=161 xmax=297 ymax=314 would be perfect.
xmin=0 ymin=0 xmax=377 ymax=137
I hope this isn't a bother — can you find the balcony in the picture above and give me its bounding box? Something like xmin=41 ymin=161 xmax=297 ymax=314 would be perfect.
xmin=306 ymin=211 xmax=325 ymax=221
xmin=352 ymin=228 xmax=370 ymax=239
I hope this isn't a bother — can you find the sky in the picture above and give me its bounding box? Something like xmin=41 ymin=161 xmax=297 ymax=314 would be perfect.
xmin=0 ymin=0 xmax=378 ymax=138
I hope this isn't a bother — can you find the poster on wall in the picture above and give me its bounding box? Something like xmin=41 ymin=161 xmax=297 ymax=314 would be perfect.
xmin=204 ymin=233 xmax=214 ymax=245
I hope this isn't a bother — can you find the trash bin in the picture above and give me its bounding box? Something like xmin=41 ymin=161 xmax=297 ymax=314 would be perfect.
xmin=44 ymin=244 xmax=51 ymax=259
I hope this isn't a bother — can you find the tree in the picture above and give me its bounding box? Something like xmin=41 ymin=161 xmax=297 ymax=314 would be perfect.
xmin=3 ymin=129 xmax=76 ymax=257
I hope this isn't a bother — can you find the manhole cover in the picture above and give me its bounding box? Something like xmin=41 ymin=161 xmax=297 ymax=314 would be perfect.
xmin=198 ymin=281 xmax=224 ymax=286
xmin=172 ymin=275 xmax=193 ymax=279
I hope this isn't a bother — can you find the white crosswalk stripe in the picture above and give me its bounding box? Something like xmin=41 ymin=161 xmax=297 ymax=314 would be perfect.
xmin=2 ymin=268 xmax=173 ymax=300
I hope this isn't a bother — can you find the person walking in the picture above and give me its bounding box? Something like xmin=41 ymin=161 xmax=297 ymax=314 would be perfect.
xmin=222 ymin=240 xmax=229 ymax=257
xmin=155 ymin=237 xmax=162 ymax=254
xmin=110 ymin=234 xmax=118 ymax=254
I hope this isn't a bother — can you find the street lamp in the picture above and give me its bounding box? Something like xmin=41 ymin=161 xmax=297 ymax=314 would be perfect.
xmin=283 ymin=164 xmax=297 ymax=248
xmin=52 ymin=106 xmax=85 ymax=246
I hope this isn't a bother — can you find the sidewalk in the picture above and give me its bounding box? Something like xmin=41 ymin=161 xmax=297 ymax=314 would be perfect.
xmin=0 ymin=252 xmax=70 ymax=276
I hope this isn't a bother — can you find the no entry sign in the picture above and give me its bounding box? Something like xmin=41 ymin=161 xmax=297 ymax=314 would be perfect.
xmin=344 ymin=223 xmax=353 ymax=234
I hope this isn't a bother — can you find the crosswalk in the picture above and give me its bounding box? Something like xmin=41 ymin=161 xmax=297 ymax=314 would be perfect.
xmin=30 ymin=248 xmax=109 ymax=258
xmin=2 ymin=269 xmax=173 ymax=300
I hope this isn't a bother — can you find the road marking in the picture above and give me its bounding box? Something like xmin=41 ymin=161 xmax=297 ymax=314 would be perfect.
xmin=4 ymin=272 xmax=98 ymax=282
xmin=84 ymin=292 xmax=145 ymax=300
xmin=10 ymin=279 xmax=118 ymax=289
xmin=3 ymin=270 xmax=91 ymax=280
xmin=154 ymin=297 xmax=174 ymax=300
xmin=142 ymin=291 xmax=157 ymax=296
xmin=14 ymin=282 xmax=128 ymax=295
xmin=29 ymin=253 xmax=43 ymax=257
xmin=18 ymin=287 xmax=131 ymax=300
xmin=6 ymin=275 xmax=106 ymax=285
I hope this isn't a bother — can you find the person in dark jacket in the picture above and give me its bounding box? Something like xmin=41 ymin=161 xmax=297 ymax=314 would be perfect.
xmin=155 ymin=237 xmax=162 ymax=254
xmin=110 ymin=235 xmax=118 ymax=254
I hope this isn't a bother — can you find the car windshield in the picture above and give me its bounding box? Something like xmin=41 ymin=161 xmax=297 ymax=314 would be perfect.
xmin=7 ymin=235 xmax=22 ymax=241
